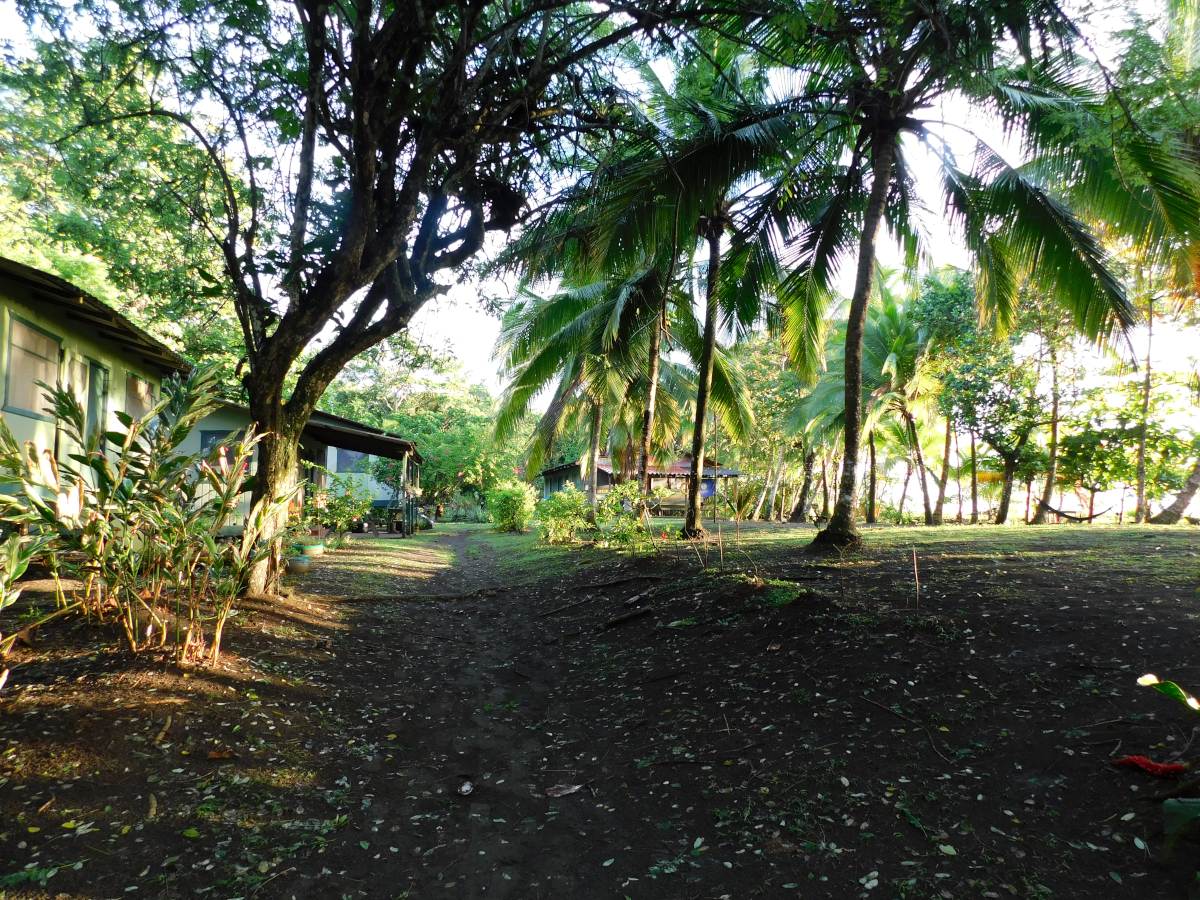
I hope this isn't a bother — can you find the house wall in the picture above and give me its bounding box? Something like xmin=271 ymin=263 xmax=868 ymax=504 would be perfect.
xmin=542 ymin=466 xmax=616 ymax=499
xmin=0 ymin=278 xmax=167 ymax=463
xmin=182 ymin=406 xmax=418 ymax=532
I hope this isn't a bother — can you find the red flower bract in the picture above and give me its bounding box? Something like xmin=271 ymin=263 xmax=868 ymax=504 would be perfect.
xmin=1112 ymin=755 xmax=1190 ymax=777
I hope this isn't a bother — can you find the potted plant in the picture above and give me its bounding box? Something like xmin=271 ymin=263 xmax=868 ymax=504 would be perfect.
xmin=294 ymin=534 xmax=326 ymax=557
xmin=285 ymin=549 xmax=312 ymax=575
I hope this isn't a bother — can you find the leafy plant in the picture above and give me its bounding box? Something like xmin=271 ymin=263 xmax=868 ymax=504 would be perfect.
xmin=1138 ymin=674 xmax=1200 ymax=886
xmin=304 ymin=465 xmax=376 ymax=538
xmin=596 ymin=482 xmax=670 ymax=552
xmin=486 ymin=482 xmax=537 ymax=533
xmin=0 ymin=368 xmax=296 ymax=663
xmin=535 ymin=484 xmax=590 ymax=544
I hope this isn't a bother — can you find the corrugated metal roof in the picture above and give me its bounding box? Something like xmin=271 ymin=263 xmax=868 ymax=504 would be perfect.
xmin=0 ymin=256 xmax=191 ymax=374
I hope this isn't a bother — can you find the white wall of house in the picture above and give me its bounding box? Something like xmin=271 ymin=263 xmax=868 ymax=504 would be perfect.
xmin=0 ymin=280 xmax=167 ymax=463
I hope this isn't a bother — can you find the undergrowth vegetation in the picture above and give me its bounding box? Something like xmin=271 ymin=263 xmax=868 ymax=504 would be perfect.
xmin=0 ymin=368 xmax=294 ymax=664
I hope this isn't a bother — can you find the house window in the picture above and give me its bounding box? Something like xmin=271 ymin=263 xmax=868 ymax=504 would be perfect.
xmin=66 ymin=356 xmax=88 ymax=405
xmin=336 ymin=448 xmax=368 ymax=473
xmin=125 ymin=374 xmax=155 ymax=420
xmin=5 ymin=318 xmax=61 ymax=420
xmin=200 ymin=430 xmax=244 ymax=463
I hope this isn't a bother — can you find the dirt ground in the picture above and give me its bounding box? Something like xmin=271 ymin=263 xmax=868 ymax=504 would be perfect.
xmin=0 ymin=522 xmax=1198 ymax=900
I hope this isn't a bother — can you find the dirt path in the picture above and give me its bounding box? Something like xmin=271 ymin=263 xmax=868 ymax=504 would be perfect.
xmin=0 ymin=524 xmax=1197 ymax=899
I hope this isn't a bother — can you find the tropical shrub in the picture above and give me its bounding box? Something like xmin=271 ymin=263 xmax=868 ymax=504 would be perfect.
xmin=597 ymin=483 xmax=670 ymax=552
xmin=536 ymin=484 xmax=590 ymax=543
xmin=0 ymin=367 xmax=296 ymax=663
xmin=444 ymin=495 xmax=488 ymax=523
xmin=487 ymin=482 xmax=537 ymax=533
xmin=1137 ymin=674 xmax=1200 ymax=887
xmin=305 ymin=465 xmax=376 ymax=538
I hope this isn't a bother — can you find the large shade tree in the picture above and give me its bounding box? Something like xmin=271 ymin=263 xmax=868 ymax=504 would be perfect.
xmin=6 ymin=0 xmax=763 ymax=591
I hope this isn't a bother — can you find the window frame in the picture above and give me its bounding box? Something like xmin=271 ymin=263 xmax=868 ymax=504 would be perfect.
xmin=3 ymin=313 xmax=62 ymax=422
xmin=124 ymin=371 xmax=156 ymax=420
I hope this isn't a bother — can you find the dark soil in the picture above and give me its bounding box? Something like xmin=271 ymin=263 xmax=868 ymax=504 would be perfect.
xmin=0 ymin=523 xmax=1198 ymax=900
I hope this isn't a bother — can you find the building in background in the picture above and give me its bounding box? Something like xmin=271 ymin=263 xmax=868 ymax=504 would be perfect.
xmin=0 ymin=256 xmax=422 ymax=532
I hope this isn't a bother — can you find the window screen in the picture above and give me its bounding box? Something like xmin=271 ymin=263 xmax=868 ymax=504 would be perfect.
xmin=336 ymin=448 xmax=368 ymax=473
xmin=6 ymin=319 xmax=60 ymax=418
xmin=125 ymin=374 xmax=155 ymax=420
xmin=67 ymin=356 xmax=88 ymax=404
xmin=200 ymin=430 xmax=244 ymax=462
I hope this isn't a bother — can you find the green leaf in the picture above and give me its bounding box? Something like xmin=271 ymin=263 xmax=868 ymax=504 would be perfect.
xmin=182 ymin=828 xmax=201 ymax=838
xmin=1164 ymin=798 xmax=1200 ymax=838
xmin=1109 ymin=871 xmax=1123 ymax=884
xmin=359 ymin=840 xmax=370 ymax=850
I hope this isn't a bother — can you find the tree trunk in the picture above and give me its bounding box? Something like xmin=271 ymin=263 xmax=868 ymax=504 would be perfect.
xmin=1088 ymin=489 xmax=1096 ymax=521
xmin=638 ymin=302 xmax=664 ymax=494
xmin=814 ymin=137 xmax=896 ymax=547
xmin=996 ymin=457 xmax=1019 ymax=525
xmin=897 ymin=461 xmax=912 ymax=518
xmin=969 ymin=430 xmax=979 ymax=525
xmin=1150 ymin=457 xmax=1200 ymax=524
xmin=954 ymin=430 xmax=964 ymax=524
xmin=933 ymin=420 xmax=952 ymax=525
xmin=905 ymin=412 xmax=934 ymax=526
xmin=1024 ymin=476 xmax=1034 ymax=524
xmin=765 ymin=446 xmax=786 ymax=523
xmin=1031 ymin=348 xmax=1060 ymax=525
xmin=585 ymin=401 xmax=602 ymax=526
xmin=819 ymin=457 xmax=830 ymax=518
xmin=683 ymin=227 xmax=722 ymax=538
xmin=1135 ymin=296 xmax=1153 ymax=523
xmin=866 ymin=429 xmax=877 ymax=524
xmin=789 ymin=450 xmax=816 ymax=523
xmin=246 ymin=401 xmax=302 ymax=598
xmin=751 ymin=468 xmax=772 ymax=522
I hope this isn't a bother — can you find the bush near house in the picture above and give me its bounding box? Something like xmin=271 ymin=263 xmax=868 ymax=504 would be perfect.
xmin=487 ymin=482 xmax=537 ymax=533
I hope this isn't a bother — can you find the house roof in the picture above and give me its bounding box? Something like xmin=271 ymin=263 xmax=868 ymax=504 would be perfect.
xmin=540 ymin=455 xmax=740 ymax=479
xmin=0 ymin=256 xmax=191 ymax=375
xmin=216 ymin=401 xmax=423 ymax=463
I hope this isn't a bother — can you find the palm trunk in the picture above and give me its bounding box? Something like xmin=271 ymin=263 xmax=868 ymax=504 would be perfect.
xmin=815 ymin=137 xmax=896 ymax=547
xmin=585 ymin=402 xmax=602 ymax=526
xmin=789 ymin=450 xmax=816 ymax=523
xmin=866 ymin=430 xmax=878 ymax=524
xmin=905 ymin=412 xmax=934 ymax=526
xmin=933 ymin=420 xmax=952 ymax=525
xmin=638 ymin=302 xmax=664 ymax=494
xmin=683 ymin=227 xmax=723 ymax=537
xmin=897 ymin=461 xmax=912 ymax=518
xmin=954 ymin=430 xmax=964 ymax=524
xmin=1135 ymin=296 xmax=1153 ymax=523
xmin=819 ymin=457 xmax=830 ymax=518
xmin=1031 ymin=349 xmax=1060 ymax=525
xmin=751 ymin=469 xmax=772 ymax=521
xmin=765 ymin=446 xmax=786 ymax=523
xmin=969 ymin=430 xmax=979 ymax=525
xmin=1150 ymin=458 xmax=1200 ymax=524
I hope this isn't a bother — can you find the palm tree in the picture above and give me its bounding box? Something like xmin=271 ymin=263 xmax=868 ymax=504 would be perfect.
xmin=492 ymin=278 xmax=750 ymax=521
xmin=502 ymin=48 xmax=820 ymax=535
xmin=748 ymin=0 xmax=1155 ymax=546
xmin=805 ymin=284 xmax=938 ymax=524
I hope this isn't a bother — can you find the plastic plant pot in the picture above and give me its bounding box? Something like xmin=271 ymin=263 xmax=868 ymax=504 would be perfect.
xmin=286 ymin=554 xmax=312 ymax=575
